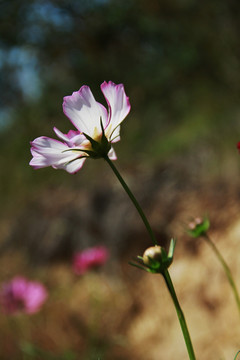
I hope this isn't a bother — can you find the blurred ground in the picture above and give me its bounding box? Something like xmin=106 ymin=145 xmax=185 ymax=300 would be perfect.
xmin=0 ymin=156 xmax=240 ymax=360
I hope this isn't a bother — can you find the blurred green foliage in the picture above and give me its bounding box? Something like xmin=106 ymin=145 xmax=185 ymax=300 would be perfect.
xmin=1 ymin=0 xmax=240 ymax=212
xmin=21 ymin=342 xmax=77 ymax=360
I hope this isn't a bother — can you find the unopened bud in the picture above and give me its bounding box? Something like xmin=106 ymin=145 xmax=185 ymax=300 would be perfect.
xmin=187 ymin=216 xmax=210 ymax=238
xmin=143 ymin=246 xmax=162 ymax=265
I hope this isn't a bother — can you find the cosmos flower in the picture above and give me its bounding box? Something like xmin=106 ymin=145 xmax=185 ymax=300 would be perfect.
xmin=30 ymin=81 xmax=131 ymax=173
xmin=73 ymin=246 xmax=109 ymax=275
xmin=0 ymin=276 xmax=48 ymax=314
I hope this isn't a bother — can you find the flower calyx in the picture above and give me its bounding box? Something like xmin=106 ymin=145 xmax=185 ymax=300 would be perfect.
xmin=83 ymin=118 xmax=111 ymax=159
xmin=130 ymin=239 xmax=176 ymax=274
xmin=187 ymin=216 xmax=210 ymax=238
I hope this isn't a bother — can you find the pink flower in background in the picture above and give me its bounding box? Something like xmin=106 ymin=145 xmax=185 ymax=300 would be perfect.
xmin=73 ymin=246 xmax=109 ymax=275
xmin=30 ymin=81 xmax=131 ymax=174
xmin=0 ymin=276 xmax=48 ymax=314
xmin=237 ymin=142 xmax=240 ymax=152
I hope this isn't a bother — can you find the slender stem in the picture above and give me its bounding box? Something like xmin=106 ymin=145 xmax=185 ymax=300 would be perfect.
xmin=234 ymin=350 xmax=240 ymax=360
xmin=162 ymin=269 xmax=196 ymax=360
xmin=105 ymin=156 xmax=196 ymax=359
xmin=203 ymin=234 xmax=240 ymax=316
xmin=104 ymin=156 xmax=157 ymax=245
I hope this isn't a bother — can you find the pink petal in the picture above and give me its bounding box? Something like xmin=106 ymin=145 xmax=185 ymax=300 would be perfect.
xmin=0 ymin=277 xmax=48 ymax=314
xmin=73 ymin=246 xmax=109 ymax=275
xmin=24 ymin=282 xmax=48 ymax=314
xmin=101 ymin=81 xmax=131 ymax=140
xmin=53 ymin=127 xmax=85 ymax=146
xmin=63 ymin=86 xmax=108 ymax=138
xmin=30 ymin=136 xmax=84 ymax=172
xmin=11 ymin=277 xmax=28 ymax=298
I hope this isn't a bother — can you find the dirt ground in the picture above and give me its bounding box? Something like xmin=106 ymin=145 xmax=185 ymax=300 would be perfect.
xmin=0 ymin=162 xmax=240 ymax=360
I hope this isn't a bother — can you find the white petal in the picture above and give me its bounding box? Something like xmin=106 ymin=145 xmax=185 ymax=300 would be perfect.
xmin=108 ymin=146 xmax=117 ymax=160
xmin=109 ymin=125 xmax=120 ymax=143
xmin=61 ymin=158 xmax=86 ymax=174
xmin=31 ymin=136 xmax=67 ymax=151
xmin=30 ymin=136 xmax=85 ymax=172
xmin=54 ymin=127 xmax=85 ymax=146
xmin=30 ymin=155 xmax=51 ymax=169
xmin=101 ymin=81 xmax=130 ymax=140
xmin=63 ymin=86 xmax=108 ymax=138
xmin=53 ymin=127 xmax=73 ymax=143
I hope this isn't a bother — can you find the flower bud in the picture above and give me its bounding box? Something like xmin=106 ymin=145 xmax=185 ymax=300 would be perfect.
xmin=131 ymin=240 xmax=176 ymax=274
xmin=143 ymin=246 xmax=162 ymax=266
xmin=187 ymin=216 xmax=210 ymax=238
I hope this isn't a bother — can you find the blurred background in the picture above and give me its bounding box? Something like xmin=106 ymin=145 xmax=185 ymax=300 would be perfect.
xmin=1 ymin=0 xmax=240 ymax=359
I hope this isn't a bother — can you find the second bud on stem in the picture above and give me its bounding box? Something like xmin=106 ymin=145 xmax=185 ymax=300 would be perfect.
xmin=136 ymin=239 xmax=176 ymax=274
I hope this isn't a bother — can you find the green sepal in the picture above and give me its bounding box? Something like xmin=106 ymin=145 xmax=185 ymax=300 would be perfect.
xmin=167 ymin=238 xmax=176 ymax=267
xmin=82 ymin=132 xmax=101 ymax=152
xmin=64 ymin=156 xmax=88 ymax=166
xmin=129 ymin=258 xmax=160 ymax=273
xmin=100 ymin=117 xmax=109 ymax=148
xmin=161 ymin=247 xmax=168 ymax=262
xmin=63 ymin=147 xmax=103 ymax=159
xmin=62 ymin=118 xmax=111 ymax=161
xmin=129 ymin=259 xmax=159 ymax=273
xmin=146 ymin=256 xmax=162 ymax=271
xmin=168 ymin=238 xmax=176 ymax=259
xmin=129 ymin=261 xmax=148 ymax=272
xmin=82 ymin=118 xmax=111 ymax=158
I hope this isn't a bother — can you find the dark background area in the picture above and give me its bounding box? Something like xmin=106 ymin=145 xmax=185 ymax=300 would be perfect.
xmin=1 ymin=0 xmax=240 ymax=211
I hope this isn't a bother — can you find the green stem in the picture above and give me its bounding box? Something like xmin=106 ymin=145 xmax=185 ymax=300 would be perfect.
xmin=162 ymin=269 xmax=196 ymax=360
xmin=104 ymin=156 xmax=157 ymax=245
xmin=234 ymin=351 xmax=240 ymax=360
xmin=203 ymin=234 xmax=240 ymax=316
xmin=105 ymin=156 xmax=196 ymax=359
